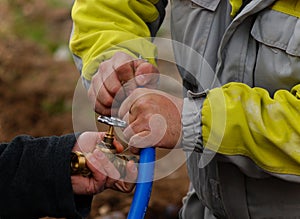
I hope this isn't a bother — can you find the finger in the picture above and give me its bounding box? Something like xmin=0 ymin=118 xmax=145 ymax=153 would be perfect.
xmin=94 ymin=84 xmax=121 ymax=116
xmin=75 ymin=132 xmax=98 ymax=153
xmin=103 ymin=71 xmax=123 ymax=98
xmin=71 ymin=169 xmax=107 ymax=195
xmin=96 ymin=62 xmax=125 ymax=106
xmin=113 ymin=138 xmax=124 ymax=153
xmin=94 ymin=103 xmax=111 ymax=116
xmin=88 ymin=76 xmax=114 ymax=115
xmin=96 ymin=84 xmax=114 ymax=108
xmin=111 ymin=53 xmax=136 ymax=96
xmin=93 ymin=93 xmax=118 ymax=116
xmin=134 ymin=62 xmax=159 ymax=87
xmin=97 ymin=59 xmax=121 ymax=96
xmin=118 ymin=88 xmax=147 ymax=118
xmin=114 ymin=61 xmax=137 ymax=98
xmin=71 ymin=175 xmax=95 ymax=195
xmin=94 ymin=149 xmax=120 ymax=180
xmin=85 ymin=152 xmax=105 ymax=175
xmin=105 ymin=175 xmax=118 ymax=189
xmin=122 ymin=118 xmax=149 ymax=141
xmin=122 ymin=79 xmax=138 ymax=97
xmin=115 ymin=60 xmax=135 ymax=82
xmin=135 ymin=73 xmax=160 ymax=89
xmin=107 ymin=156 xmax=138 ymax=192
xmin=113 ymin=179 xmax=136 ymax=193
xmin=125 ymin=160 xmax=138 ymax=183
xmin=101 ymin=70 xmax=137 ymax=109
xmin=128 ymin=114 xmax=167 ymax=148
xmin=128 ymin=131 xmax=153 ymax=148
xmin=94 ymin=100 xmax=112 ymax=116
xmin=122 ymin=124 xmax=136 ymax=142
xmin=111 ymin=160 xmax=137 ymax=192
xmin=87 ymin=149 xmax=120 ymax=180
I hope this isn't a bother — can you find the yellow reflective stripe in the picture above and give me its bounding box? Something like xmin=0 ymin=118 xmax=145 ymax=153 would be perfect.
xmin=272 ymin=0 xmax=300 ymax=18
xmin=229 ymin=0 xmax=243 ymax=17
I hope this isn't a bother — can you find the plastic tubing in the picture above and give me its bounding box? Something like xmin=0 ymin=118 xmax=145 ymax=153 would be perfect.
xmin=127 ymin=147 xmax=155 ymax=219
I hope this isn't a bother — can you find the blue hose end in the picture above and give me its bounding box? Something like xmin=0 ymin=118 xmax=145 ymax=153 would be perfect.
xmin=127 ymin=147 xmax=155 ymax=219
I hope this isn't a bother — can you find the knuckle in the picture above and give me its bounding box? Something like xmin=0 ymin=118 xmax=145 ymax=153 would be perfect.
xmin=109 ymin=83 xmax=121 ymax=95
xmin=102 ymin=97 xmax=113 ymax=107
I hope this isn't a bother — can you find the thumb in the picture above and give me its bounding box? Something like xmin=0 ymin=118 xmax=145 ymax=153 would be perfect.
xmin=128 ymin=113 xmax=167 ymax=148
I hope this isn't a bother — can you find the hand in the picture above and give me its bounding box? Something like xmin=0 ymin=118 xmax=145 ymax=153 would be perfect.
xmin=88 ymin=51 xmax=159 ymax=115
xmin=71 ymin=132 xmax=137 ymax=195
xmin=118 ymin=88 xmax=183 ymax=153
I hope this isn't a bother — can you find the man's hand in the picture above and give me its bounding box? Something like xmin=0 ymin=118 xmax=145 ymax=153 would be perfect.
xmin=118 ymin=88 xmax=183 ymax=153
xmin=88 ymin=52 xmax=159 ymax=115
xmin=71 ymin=132 xmax=137 ymax=195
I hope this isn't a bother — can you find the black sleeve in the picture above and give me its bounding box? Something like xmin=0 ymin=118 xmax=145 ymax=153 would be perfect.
xmin=0 ymin=134 xmax=91 ymax=219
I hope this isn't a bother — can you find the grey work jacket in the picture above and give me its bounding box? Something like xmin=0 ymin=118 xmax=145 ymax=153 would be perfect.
xmin=171 ymin=0 xmax=300 ymax=218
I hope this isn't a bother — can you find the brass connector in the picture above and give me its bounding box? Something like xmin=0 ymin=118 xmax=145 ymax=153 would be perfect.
xmin=102 ymin=125 xmax=116 ymax=152
xmin=70 ymin=116 xmax=138 ymax=177
xmin=70 ymin=151 xmax=91 ymax=177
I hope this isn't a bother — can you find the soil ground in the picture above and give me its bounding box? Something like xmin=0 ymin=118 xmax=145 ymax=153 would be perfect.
xmin=0 ymin=1 xmax=189 ymax=218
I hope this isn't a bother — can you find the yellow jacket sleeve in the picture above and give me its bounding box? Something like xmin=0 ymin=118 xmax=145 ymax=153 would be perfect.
xmin=69 ymin=0 xmax=164 ymax=81
xmin=202 ymin=82 xmax=300 ymax=176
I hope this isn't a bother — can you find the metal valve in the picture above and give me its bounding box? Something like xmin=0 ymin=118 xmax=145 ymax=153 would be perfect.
xmin=97 ymin=115 xmax=127 ymax=153
xmin=71 ymin=116 xmax=138 ymax=177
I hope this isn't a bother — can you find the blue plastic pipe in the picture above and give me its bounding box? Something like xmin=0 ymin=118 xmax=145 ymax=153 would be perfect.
xmin=127 ymin=147 xmax=155 ymax=219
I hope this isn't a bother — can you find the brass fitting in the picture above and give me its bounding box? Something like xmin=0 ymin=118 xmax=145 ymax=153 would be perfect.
xmin=70 ymin=151 xmax=91 ymax=177
xmin=70 ymin=116 xmax=138 ymax=177
xmin=97 ymin=115 xmax=138 ymax=177
xmin=101 ymin=125 xmax=116 ymax=152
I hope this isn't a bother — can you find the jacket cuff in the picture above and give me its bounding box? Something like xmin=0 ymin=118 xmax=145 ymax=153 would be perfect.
xmin=181 ymin=90 xmax=207 ymax=152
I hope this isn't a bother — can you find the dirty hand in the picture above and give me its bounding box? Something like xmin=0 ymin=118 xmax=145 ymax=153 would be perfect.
xmin=71 ymin=132 xmax=137 ymax=195
xmin=88 ymin=51 xmax=159 ymax=116
xmin=118 ymin=88 xmax=183 ymax=153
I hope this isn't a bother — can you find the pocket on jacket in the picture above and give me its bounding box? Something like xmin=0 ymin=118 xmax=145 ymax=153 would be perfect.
xmin=190 ymin=0 xmax=220 ymax=11
xmin=250 ymin=8 xmax=300 ymax=95
xmin=251 ymin=8 xmax=300 ymax=56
